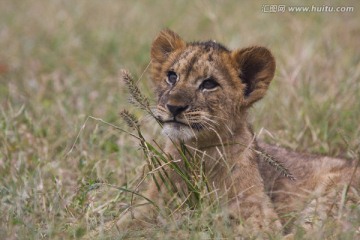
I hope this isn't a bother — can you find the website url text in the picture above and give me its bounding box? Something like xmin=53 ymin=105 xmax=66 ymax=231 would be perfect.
xmin=262 ymin=5 xmax=354 ymax=13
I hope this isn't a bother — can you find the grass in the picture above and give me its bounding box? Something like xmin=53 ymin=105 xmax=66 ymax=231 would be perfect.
xmin=0 ymin=0 xmax=360 ymax=239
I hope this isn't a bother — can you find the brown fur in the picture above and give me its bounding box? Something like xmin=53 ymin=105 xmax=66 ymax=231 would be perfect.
xmin=118 ymin=29 xmax=359 ymax=236
xmin=258 ymin=142 xmax=359 ymax=232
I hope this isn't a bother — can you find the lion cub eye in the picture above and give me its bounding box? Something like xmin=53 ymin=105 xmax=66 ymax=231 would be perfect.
xmin=199 ymin=78 xmax=219 ymax=91
xmin=166 ymin=71 xmax=178 ymax=85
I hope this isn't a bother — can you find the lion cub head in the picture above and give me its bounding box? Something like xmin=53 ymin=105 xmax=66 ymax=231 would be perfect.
xmin=150 ymin=29 xmax=275 ymax=141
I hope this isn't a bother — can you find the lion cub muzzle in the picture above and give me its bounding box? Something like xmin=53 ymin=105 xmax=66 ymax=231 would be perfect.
xmin=157 ymin=102 xmax=198 ymax=141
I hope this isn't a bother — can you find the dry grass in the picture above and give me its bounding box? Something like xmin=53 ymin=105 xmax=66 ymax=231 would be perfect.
xmin=0 ymin=0 xmax=359 ymax=239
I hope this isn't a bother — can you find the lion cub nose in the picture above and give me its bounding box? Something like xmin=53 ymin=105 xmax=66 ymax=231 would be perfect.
xmin=166 ymin=104 xmax=189 ymax=118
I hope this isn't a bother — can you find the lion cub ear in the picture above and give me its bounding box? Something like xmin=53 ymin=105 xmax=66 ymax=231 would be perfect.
xmin=151 ymin=29 xmax=186 ymax=66
xmin=231 ymin=46 xmax=275 ymax=107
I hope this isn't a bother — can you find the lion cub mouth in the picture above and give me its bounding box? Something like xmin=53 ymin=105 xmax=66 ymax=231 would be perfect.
xmin=162 ymin=120 xmax=188 ymax=127
xmin=162 ymin=120 xmax=203 ymax=130
xmin=161 ymin=120 xmax=203 ymax=141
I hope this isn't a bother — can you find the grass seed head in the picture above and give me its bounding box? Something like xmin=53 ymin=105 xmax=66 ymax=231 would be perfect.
xmin=259 ymin=151 xmax=296 ymax=181
xmin=120 ymin=69 xmax=150 ymax=112
xmin=120 ymin=109 xmax=139 ymax=130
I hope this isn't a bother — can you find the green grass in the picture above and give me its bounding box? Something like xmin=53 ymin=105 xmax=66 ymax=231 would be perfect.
xmin=1 ymin=0 xmax=360 ymax=239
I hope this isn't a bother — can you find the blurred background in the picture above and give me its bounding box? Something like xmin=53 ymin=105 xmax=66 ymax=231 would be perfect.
xmin=0 ymin=0 xmax=359 ymax=238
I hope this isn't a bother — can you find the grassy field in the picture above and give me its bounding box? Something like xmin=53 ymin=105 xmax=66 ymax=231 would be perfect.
xmin=1 ymin=0 xmax=359 ymax=239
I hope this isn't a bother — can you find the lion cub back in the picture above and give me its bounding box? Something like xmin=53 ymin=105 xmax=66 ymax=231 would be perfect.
xmin=258 ymin=141 xmax=360 ymax=229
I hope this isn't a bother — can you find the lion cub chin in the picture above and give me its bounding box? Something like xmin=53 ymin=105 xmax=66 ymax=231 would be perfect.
xmin=117 ymin=29 xmax=359 ymax=237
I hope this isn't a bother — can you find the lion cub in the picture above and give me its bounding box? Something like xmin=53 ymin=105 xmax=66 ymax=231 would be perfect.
xmin=123 ymin=29 xmax=359 ymax=235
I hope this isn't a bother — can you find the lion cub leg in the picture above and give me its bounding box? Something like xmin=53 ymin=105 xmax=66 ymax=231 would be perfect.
xmin=223 ymin=164 xmax=283 ymax=236
xmin=228 ymin=190 xmax=283 ymax=236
